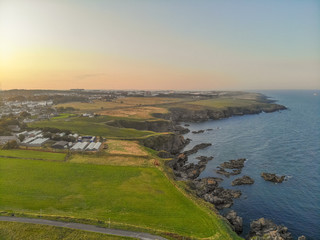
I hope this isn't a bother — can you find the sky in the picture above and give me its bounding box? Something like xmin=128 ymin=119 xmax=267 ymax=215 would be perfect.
xmin=0 ymin=0 xmax=319 ymax=90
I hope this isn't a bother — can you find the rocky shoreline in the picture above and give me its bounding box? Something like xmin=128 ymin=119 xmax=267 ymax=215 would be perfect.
xmin=138 ymin=100 xmax=306 ymax=239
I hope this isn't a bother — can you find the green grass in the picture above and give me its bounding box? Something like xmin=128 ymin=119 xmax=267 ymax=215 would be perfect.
xmin=0 ymin=221 xmax=136 ymax=240
xmin=0 ymin=150 xmax=66 ymax=161
xmin=0 ymin=157 xmax=240 ymax=239
xmin=52 ymin=113 xmax=77 ymax=120
xmin=29 ymin=116 xmax=156 ymax=139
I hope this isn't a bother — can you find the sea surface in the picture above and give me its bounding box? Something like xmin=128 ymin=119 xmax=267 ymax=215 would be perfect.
xmin=181 ymin=90 xmax=320 ymax=239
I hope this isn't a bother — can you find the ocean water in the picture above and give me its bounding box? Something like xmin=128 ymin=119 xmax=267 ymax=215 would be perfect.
xmin=181 ymin=90 xmax=320 ymax=239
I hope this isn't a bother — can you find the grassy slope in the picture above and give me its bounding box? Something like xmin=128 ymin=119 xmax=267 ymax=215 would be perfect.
xmin=0 ymin=149 xmax=66 ymax=161
xmin=29 ymin=116 xmax=156 ymax=139
xmin=0 ymin=157 xmax=239 ymax=239
xmin=0 ymin=222 xmax=135 ymax=240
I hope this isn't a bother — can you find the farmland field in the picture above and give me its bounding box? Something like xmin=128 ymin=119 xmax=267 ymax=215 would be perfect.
xmin=29 ymin=117 xmax=156 ymax=139
xmin=106 ymin=140 xmax=148 ymax=156
xmin=187 ymin=98 xmax=262 ymax=109
xmin=0 ymin=157 xmax=240 ymax=239
xmin=98 ymin=106 xmax=168 ymax=119
xmin=0 ymin=221 xmax=135 ymax=240
xmin=0 ymin=149 xmax=66 ymax=161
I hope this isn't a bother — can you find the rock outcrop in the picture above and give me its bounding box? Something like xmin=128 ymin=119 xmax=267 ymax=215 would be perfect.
xmin=203 ymin=188 xmax=241 ymax=209
xmin=216 ymin=167 xmax=242 ymax=177
xmin=154 ymin=104 xmax=287 ymax=123
xmin=192 ymin=130 xmax=205 ymax=134
xmin=183 ymin=143 xmax=212 ymax=156
xmin=220 ymin=158 xmax=246 ymax=169
xmin=216 ymin=159 xmax=246 ymax=177
xmin=190 ymin=177 xmax=241 ymax=209
xmin=261 ymin=172 xmax=285 ymax=183
xmin=224 ymin=210 xmax=243 ymax=234
xmin=232 ymin=176 xmax=255 ymax=186
xmin=248 ymin=218 xmax=293 ymax=240
xmin=141 ymin=133 xmax=189 ymax=155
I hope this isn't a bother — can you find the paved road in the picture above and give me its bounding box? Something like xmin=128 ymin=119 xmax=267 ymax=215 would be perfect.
xmin=0 ymin=216 xmax=167 ymax=240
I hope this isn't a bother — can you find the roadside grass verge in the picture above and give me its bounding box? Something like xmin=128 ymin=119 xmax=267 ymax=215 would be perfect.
xmin=0 ymin=149 xmax=66 ymax=161
xmin=0 ymin=157 xmax=239 ymax=239
xmin=0 ymin=221 xmax=136 ymax=240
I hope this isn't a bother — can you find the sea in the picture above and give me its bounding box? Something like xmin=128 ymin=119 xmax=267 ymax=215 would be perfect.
xmin=181 ymin=90 xmax=320 ymax=239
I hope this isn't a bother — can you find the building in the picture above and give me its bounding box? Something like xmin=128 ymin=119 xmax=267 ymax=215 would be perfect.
xmin=27 ymin=138 xmax=49 ymax=147
xmin=52 ymin=141 xmax=69 ymax=149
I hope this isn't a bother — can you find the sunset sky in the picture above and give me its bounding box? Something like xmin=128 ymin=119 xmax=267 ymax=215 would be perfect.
xmin=0 ymin=0 xmax=319 ymax=90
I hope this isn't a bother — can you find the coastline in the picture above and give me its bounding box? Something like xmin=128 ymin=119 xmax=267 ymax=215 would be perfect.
xmin=156 ymin=99 xmax=306 ymax=239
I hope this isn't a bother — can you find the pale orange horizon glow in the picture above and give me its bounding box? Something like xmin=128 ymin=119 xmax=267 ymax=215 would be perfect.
xmin=1 ymin=0 xmax=319 ymax=91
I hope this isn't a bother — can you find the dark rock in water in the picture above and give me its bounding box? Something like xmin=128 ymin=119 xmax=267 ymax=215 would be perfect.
xmin=216 ymin=167 xmax=242 ymax=177
xmin=248 ymin=218 xmax=293 ymax=240
xmin=232 ymin=176 xmax=255 ymax=186
xmin=196 ymin=156 xmax=214 ymax=163
xmin=261 ymin=172 xmax=285 ymax=183
xmin=183 ymin=143 xmax=212 ymax=156
xmin=206 ymin=128 xmax=213 ymax=131
xmin=172 ymin=154 xmax=213 ymax=180
xmin=220 ymin=158 xmax=246 ymax=169
xmin=224 ymin=210 xmax=243 ymax=234
xmin=192 ymin=130 xmax=205 ymax=134
xmin=298 ymin=236 xmax=306 ymax=240
xmin=184 ymin=123 xmax=190 ymax=127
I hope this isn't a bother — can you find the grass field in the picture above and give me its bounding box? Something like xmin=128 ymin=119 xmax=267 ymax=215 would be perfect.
xmin=0 ymin=149 xmax=66 ymax=161
xmin=29 ymin=116 xmax=156 ymax=139
xmin=69 ymin=140 xmax=155 ymax=167
xmin=69 ymin=154 xmax=153 ymax=167
xmin=0 ymin=222 xmax=135 ymax=240
xmin=52 ymin=113 xmax=77 ymax=120
xmin=98 ymin=106 xmax=168 ymax=119
xmin=106 ymin=140 xmax=148 ymax=156
xmin=56 ymin=98 xmax=185 ymax=112
xmin=187 ymin=98 xmax=262 ymax=109
xmin=0 ymin=157 xmax=240 ymax=239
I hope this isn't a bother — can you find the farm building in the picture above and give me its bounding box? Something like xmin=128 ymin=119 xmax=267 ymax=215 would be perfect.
xmin=27 ymin=138 xmax=49 ymax=147
xmin=71 ymin=142 xmax=89 ymax=151
xmin=52 ymin=141 xmax=69 ymax=149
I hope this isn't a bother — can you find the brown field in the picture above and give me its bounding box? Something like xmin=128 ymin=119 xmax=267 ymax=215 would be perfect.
xmin=98 ymin=106 xmax=168 ymax=119
xmin=56 ymin=97 xmax=185 ymax=112
xmin=106 ymin=140 xmax=148 ymax=156
xmin=68 ymin=154 xmax=154 ymax=167
xmin=114 ymin=97 xmax=185 ymax=105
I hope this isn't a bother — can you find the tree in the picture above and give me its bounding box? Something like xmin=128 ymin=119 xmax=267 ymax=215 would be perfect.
xmin=2 ymin=140 xmax=19 ymax=150
xmin=18 ymin=134 xmax=25 ymax=142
